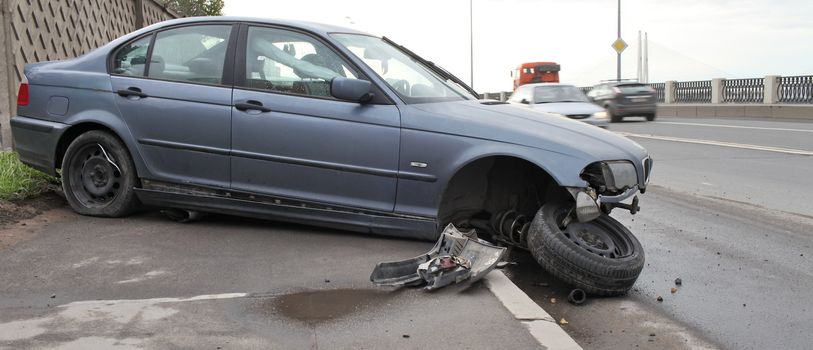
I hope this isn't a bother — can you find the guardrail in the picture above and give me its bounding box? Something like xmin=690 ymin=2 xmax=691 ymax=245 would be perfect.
xmin=722 ymin=78 xmax=764 ymax=104
xmin=482 ymin=75 xmax=812 ymax=106
xmin=674 ymin=80 xmax=712 ymax=103
xmin=650 ymin=83 xmax=665 ymax=103
xmin=778 ymin=76 xmax=813 ymax=104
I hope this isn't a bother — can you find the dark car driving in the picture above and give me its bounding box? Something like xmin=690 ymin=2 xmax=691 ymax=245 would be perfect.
xmin=586 ymin=81 xmax=657 ymax=122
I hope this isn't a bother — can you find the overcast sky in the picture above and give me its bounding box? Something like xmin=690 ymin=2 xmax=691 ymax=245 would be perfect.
xmin=224 ymin=0 xmax=813 ymax=92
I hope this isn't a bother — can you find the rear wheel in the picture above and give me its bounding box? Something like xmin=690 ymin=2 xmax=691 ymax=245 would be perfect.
xmin=646 ymin=114 xmax=656 ymax=121
xmin=61 ymin=130 xmax=141 ymax=217
xmin=527 ymin=201 xmax=644 ymax=295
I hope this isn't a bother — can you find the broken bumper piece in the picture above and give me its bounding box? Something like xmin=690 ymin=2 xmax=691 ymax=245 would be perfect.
xmin=370 ymin=224 xmax=507 ymax=290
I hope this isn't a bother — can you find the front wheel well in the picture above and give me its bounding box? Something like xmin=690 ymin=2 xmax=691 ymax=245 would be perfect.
xmin=437 ymin=156 xmax=570 ymax=238
xmin=55 ymin=123 xmax=118 ymax=170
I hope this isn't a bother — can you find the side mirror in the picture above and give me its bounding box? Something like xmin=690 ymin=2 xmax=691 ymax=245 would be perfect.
xmin=331 ymin=77 xmax=374 ymax=103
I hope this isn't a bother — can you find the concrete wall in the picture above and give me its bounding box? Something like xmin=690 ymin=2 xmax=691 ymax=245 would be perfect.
xmin=0 ymin=0 xmax=178 ymax=149
xmin=657 ymin=104 xmax=813 ymax=120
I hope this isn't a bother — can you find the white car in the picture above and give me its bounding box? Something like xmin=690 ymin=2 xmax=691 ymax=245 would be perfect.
xmin=508 ymin=83 xmax=610 ymax=128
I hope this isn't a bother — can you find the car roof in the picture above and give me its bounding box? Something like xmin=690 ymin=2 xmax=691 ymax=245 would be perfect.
xmin=141 ymin=16 xmax=370 ymax=37
xmin=27 ymin=16 xmax=375 ymax=76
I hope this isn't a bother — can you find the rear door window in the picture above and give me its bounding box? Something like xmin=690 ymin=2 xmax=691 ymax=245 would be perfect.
xmin=147 ymin=25 xmax=232 ymax=85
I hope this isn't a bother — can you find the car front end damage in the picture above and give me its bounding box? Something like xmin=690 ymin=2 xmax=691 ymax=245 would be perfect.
xmin=371 ymin=155 xmax=652 ymax=293
xmin=571 ymin=156 xmax=653 ymax=222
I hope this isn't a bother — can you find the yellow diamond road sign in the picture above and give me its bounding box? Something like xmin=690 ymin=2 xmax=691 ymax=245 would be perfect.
xmin=612 ymin=38 xmax=628 ymax=54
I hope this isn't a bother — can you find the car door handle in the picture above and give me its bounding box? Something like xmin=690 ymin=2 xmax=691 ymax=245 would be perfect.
xmin=117 ymin=87 xmax=148 ymax=98
xmin=235 ymin=101 xmax=272 ymax=113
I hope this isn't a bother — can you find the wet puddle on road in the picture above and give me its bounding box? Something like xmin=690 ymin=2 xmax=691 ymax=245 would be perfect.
xmin=271 ymin=289 xmax=391 ymax=323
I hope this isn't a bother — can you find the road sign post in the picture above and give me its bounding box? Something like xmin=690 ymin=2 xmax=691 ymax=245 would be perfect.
xmin=612 ymin=37 xmax=627 ymax=81
xmin=616 ymin=0 xmax=621 ymax=80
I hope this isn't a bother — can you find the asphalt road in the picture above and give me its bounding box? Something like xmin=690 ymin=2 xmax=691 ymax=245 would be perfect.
xmin=508 ymin=116 xmax=813 ymax=349
xmin=0 ymin=208 xmax=542 ymax=349
xmin=2 ymin=115 xmax=812 ymax=349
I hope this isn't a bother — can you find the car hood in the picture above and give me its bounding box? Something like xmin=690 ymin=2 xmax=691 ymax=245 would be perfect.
xmin=531 ymin=102 xmax=604 ymax=115
xmin=407 ymin=100 xmax=647 ymax=162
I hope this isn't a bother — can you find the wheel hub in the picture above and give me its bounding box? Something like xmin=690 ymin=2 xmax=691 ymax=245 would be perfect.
xmin=562 ymin=221 xmax=626 ymax=258
xmin=82 ymin=157 xmax=115 ymax=197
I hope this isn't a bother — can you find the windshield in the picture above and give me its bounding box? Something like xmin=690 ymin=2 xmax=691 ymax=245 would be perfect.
xmin=533 ymin=85 xmax=589 ymax=103
xmin=331 ymin=34 xmax=472 ymax=104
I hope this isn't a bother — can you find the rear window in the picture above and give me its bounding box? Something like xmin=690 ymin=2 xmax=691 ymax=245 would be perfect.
xmin=617 ymin=84 xmax=652 ymax=94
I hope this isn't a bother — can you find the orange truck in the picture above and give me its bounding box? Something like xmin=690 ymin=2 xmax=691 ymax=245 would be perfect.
xmin=512 ymin=62 xmax=560 ymax=90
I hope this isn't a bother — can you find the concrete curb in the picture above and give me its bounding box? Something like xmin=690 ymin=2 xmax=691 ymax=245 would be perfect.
xmin=484 ymin=271 xmax=582 ymax=350
xmin=657 ymin=104 xmax=813 ymax=120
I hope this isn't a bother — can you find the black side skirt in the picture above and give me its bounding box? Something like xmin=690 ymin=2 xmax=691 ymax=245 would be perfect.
xmin=134 ymin=187 xmax=438 ymax=241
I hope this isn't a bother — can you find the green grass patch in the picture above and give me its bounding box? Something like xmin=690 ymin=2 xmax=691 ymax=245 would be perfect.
xmin=0 ymin=151 xmax=57 ymax=201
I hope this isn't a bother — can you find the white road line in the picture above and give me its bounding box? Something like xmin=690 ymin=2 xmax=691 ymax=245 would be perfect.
xmin=656 ymin=121 xmax=813 ymax=133
xmin=617 ymin=132 xmax=813 ymax=156
xmin=484 ymin=271 xmax=582 ymax=350
xmin=60 ymin=293 xmax=249 ymax=307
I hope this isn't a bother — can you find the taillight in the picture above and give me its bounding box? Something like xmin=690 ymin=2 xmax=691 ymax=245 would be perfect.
xmin=17 ymin=83 xmax=29 ymax=106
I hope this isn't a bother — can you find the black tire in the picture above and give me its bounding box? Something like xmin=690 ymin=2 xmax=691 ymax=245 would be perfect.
xmin=646 ymin=114 xmax=656 ymax=121
xmin=61 ymin=130 xmax=141 ymax=217
xmin=527 ymin=202 xmax=644 ymax=296
xmin=606 ymin=105 xmax=623 ymax=123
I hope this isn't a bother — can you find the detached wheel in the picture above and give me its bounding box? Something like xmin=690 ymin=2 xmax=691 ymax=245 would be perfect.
xmin=61 ymin=130 xmax=141 ymax=217
xmin=527 ymin=202 xmax=644 ymax=295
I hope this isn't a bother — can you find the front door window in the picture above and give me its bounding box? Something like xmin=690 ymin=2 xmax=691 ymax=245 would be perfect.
xmin=243 ymin=27 xmax=357 ymax=98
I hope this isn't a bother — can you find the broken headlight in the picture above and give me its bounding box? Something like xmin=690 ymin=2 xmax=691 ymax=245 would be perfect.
xmin=581 ymin=161 xmax=638 ymax=194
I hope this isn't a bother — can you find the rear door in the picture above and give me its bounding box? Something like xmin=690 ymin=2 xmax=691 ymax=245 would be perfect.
xmin=110 ymin=24 xmax=237 ymax=188
xmin=230 ymin=25 xmax=400 ymax=212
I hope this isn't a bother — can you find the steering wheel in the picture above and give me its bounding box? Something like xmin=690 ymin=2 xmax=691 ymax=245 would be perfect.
xmin=391 ymin=79 xmax=410 ymax=96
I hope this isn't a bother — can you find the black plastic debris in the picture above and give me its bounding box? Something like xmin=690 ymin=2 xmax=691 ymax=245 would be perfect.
xmin=370 ymin=224 xmax=506 ymax=290
xmin=160 ymin=208 xmax=206 ymax=223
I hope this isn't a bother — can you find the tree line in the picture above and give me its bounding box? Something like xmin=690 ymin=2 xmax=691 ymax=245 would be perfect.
xmin=160 ymin=0 xmax=225 ymax=17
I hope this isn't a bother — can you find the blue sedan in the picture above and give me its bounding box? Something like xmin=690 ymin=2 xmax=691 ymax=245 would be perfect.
xmin=11 ymin=17 xmax=652 ymax=295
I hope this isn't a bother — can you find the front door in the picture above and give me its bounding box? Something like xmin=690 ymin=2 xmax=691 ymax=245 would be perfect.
xmin=110 ymin=24 xmax=236 ymax=188
xmin=230 ymin=25 xmax=400 ymax=212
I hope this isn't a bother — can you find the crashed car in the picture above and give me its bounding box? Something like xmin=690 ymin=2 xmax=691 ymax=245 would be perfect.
xmin=11 ymin=17 xmax=651 ymax=295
